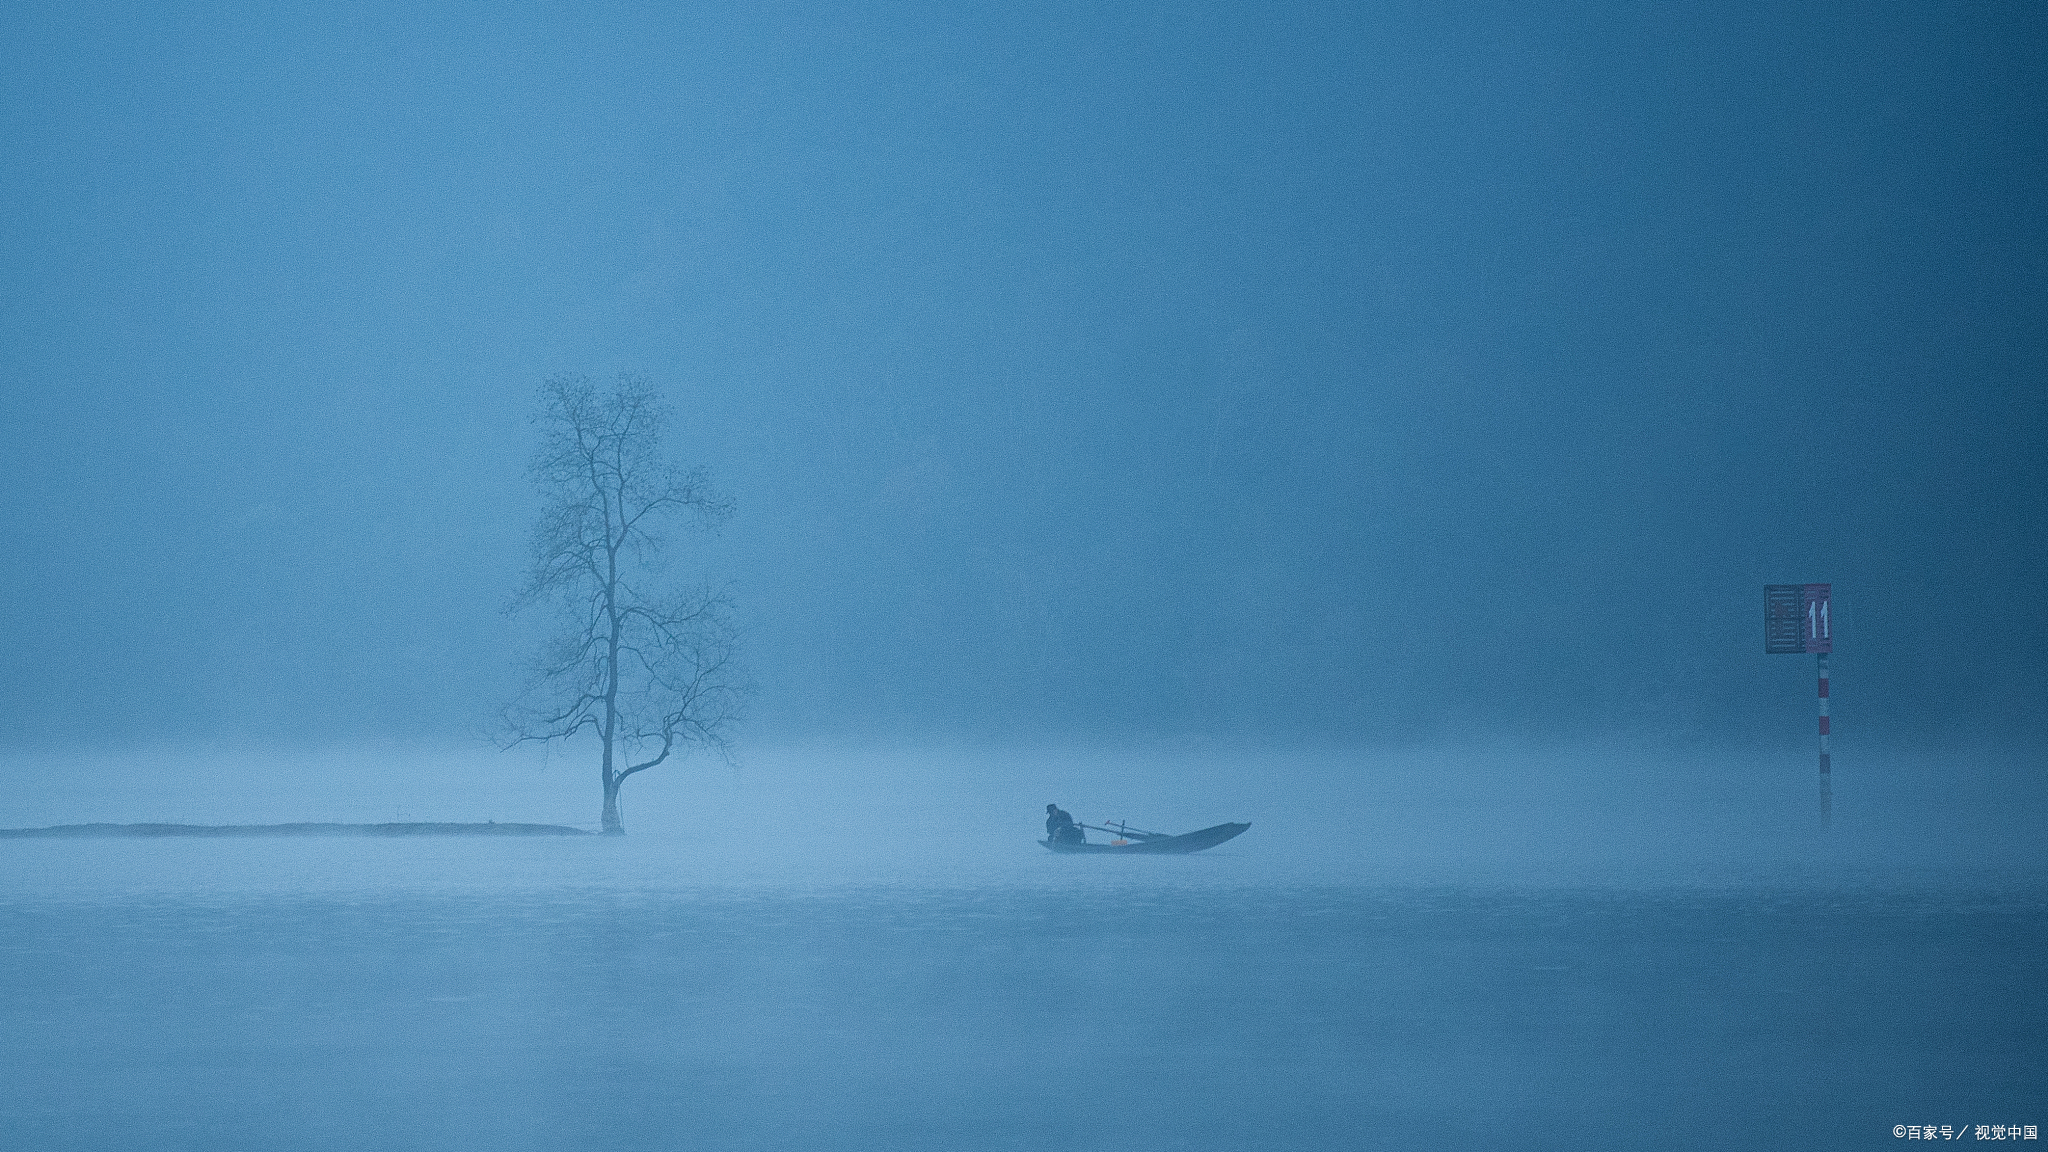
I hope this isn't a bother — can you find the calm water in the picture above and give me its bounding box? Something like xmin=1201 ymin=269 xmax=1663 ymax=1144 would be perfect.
xmin=2 ymin=835 xmax=2043 ymax=1151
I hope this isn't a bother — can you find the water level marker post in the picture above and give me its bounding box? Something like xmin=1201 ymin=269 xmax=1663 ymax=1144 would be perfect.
xmin=1766 ymin=584 xmax=1832 ymax=825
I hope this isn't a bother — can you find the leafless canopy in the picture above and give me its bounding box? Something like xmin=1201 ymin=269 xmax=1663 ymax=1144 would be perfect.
xmin=501 ymin=373 xmax=746 ymax=833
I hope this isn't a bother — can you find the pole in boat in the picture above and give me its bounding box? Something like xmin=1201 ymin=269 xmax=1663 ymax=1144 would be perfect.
xmin=1081 ymin=822 xmax=1166 ymax=840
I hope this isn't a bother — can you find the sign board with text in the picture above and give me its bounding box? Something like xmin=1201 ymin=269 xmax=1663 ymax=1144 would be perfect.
xmin=1765 ymin=584 xmax=1831 ymax=654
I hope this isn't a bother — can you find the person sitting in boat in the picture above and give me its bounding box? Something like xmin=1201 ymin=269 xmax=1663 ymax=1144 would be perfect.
xmin=1045 ymin=804 xmax=1085 ymax=845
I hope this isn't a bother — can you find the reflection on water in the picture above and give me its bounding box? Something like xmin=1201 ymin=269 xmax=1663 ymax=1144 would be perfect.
xmin=1 ymin=838 xmax=2042 ymax=1150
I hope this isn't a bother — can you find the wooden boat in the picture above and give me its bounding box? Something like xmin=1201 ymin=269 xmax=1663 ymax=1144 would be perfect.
xmin=1040 ymin=822 xmax=1249 ymax=854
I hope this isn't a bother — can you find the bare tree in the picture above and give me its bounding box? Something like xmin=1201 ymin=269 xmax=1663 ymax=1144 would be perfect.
xmin=501 ymin=373 xmax=746 ymax=834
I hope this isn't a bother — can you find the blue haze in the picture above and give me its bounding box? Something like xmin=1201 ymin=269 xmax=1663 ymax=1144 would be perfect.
xmin=1 ymin=0 xmax=2043 ymax=750
xmin=2 ymin=1 xmax=2045 ymax=1148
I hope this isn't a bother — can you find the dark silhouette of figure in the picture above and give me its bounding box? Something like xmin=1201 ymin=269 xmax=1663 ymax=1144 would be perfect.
xmin=1045 ymin=804 xmax=1084 ymax=845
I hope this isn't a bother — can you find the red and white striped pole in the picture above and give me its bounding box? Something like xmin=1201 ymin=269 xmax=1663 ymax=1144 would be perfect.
xmin=1767 ymin=583 xmax=1833 ymax=826
xmin=1818 ymin=651 xmax=1831 ymax=826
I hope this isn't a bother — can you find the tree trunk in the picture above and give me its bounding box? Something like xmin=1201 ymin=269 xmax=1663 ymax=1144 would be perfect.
xmin=601 ymin=772 xmax=624 ymax=834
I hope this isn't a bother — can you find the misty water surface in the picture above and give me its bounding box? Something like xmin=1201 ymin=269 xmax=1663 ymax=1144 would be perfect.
xmin=4 ymin=747 xmax=2044 ymax=1151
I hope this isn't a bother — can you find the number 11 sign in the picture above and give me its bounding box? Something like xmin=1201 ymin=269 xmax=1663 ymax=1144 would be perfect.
xmin=1765 ymin=584 xmax=1830 ymax=653
xmin=1766 ymin=583 xmax=1832 ymax=823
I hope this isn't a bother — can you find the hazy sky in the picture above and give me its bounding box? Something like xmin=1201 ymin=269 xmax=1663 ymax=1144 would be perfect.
xmin=3 ymin=0 xmax=2042 ymax=754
